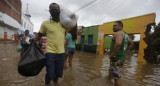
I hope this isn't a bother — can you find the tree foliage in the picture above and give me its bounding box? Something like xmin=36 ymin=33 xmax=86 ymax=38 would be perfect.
xmin=152 ymin=38 xmax=160 ymax=52
xmin=143 ymin=22 xmax=160 ymax=64
xmin=151 ymin=23 xmax=160 ymax=54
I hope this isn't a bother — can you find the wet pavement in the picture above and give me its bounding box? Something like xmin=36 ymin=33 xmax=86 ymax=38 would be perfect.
xmin=0 ymin=41 xmax=160 ymax=86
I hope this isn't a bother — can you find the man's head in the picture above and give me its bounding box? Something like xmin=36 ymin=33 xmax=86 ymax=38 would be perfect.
xmin=25 ymin=30 xmax=29 ymax=35
xmin=113 ymin=21 xmax=123 ymax=32
xmin=49 ymin=3 xmax=60 ymax=22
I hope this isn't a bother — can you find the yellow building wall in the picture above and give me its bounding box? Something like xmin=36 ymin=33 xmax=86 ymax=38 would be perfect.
xmin=97 ymin=13 xmax=155 ymax=63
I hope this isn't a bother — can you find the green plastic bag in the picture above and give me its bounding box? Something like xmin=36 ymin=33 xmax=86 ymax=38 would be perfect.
xmin=16 ymin=43 xmax=22 ymax=52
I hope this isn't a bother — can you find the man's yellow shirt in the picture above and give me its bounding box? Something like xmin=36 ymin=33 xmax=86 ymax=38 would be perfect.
xmin=39 ymin=20 xmax=70 ymax=54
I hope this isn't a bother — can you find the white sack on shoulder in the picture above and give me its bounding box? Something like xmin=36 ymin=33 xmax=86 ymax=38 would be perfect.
xmin=60 ymin=6 xmax=78 ymax=28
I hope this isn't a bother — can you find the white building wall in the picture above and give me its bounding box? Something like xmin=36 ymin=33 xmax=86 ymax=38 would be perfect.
xmin=3 ymin=13 xmax=20 ymax=29
xmin=0 ymin=12 xmax=20 ymax=40
xmin=5 ymin=27 xmax=18 ymax=39
xmin=0 ymin=12 xmax=34 ymax=40
xmin=0 ymin=25 xmax=18 ymax=39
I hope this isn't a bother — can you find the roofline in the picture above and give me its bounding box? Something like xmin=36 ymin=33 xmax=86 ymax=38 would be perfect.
xmin=83 ymin=25 xmax=99 ymax=28
xmin=102 ymin=12 xmax=156 ymax=25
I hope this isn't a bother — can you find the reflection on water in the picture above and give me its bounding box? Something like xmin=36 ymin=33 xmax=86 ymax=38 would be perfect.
xmin=0 ymin=42 xmax=160 ymax=86
xmin=100 ymin=54 xmax=160 ymax=86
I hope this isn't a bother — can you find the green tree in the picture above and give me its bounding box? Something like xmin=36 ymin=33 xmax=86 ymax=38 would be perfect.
xmin=144 ymin=22 xmax=160 ymax=64
xmin=151 ymin=23 xmax=160 ymax=54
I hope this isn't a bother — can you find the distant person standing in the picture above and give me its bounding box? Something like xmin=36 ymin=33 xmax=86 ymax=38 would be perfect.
xmin=11 ymin=35 xmax=15 ymax=41
xmin=64 ymin=25 xmax=77 ymax=69
xmin=35 ymin=3 xmax=72 ymax=85
xmin=108 ymin=21 xmax=133 ymax=86
xmin=19 ymin=30 xmax=30 ymax=56
xmin=15 ymin=32 xmax=20 ymax=43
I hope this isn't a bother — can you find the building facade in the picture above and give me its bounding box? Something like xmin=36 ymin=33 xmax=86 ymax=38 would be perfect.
xmin=21 ymin=13 xmax=34 ymax=35
xmin=76 ymin=26 xmax=98 ymax=53
xmin=20 ymin=4 xmax=34 ymax=36
xmin=0 ymin=0 xmax=22 ymax=40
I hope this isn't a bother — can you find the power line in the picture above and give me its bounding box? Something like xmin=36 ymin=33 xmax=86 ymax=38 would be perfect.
xmin=66 ymin=0 xmax=129 ymax=26
xmin=75 ymin=0 xmax=121 ymax=19
xmin=97 ymin=0 xmax=123 ymax=13
xmin=74 ymin=0 xmax=98 ymax=13
xmin=89 ymin=0 xmax=124 ymax=15
xmin=96 ymin=0 xmax=129 ymax=23
xmin=86 ymin=0 xmax=114 ymax=12
xmin=75 ymin=0 xmax=128 ymax=26
xmin=108 ymin=0 xmax=129 ymax=15
xmin=76 ymin=0 xmax=123 ymax=16
xmin=96 ymin=0 xmax=125 ymax=20
xmin=77 ymin=0 xmax=107 ymax=11
xmin=76 ymin=0 xmax=125 ymax=23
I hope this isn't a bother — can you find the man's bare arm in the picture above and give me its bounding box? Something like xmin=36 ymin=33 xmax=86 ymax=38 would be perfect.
xmin=127 ymin=38 xmax=133 ymax=50
xmin=35 ymin=32 xmax=44 ymax=41
xmin=110 ymin=31 xmax=123 ymax=58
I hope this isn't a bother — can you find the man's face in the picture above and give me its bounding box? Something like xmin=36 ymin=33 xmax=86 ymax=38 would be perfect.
xmin=113 ymin=22 xmax=121 ymax=32
xmin=49 ymin=4 xmax=60 ymax=21
xmin=49 ymin=4 xmax=60 ymax=13
xmin=25 ymin=31 xmax=29 ymax=35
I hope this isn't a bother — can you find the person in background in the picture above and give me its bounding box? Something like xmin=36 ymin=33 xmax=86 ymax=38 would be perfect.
xmin=35 ymin=3 xmax=72 ymax=85
xmin=108 ymin=21 xmax=133 ymax=86
xmin=64 ymin=25 xmax=77 ymax=69
xmin=15 ymin=32 xmax=20 ymax=43
xmin=11 ymin=35 xmax=15 ymax=41
xmin=16 ymin=32 xmax=21 ymax=43
xmin=19 ymin=30 xmax=30 ymax=56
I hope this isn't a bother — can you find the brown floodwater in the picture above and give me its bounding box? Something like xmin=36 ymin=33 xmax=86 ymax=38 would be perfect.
xmin=0 ymin=41 xmax=160 ymax=86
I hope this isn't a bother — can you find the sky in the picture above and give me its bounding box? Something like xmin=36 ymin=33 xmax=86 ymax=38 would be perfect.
xmin=21 ymin=0 xmax=160 ymax=41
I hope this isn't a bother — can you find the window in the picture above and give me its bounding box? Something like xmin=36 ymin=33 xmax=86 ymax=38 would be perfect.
xmin=24 ymin=22 xmax=26 ymax=28
xmin=88 ymin=35 xmax=93 ymax=45
xmin=81 ymin=35 xmax=85 ymax=44
xmin=21 ymin=19 xmax=23 ymax=26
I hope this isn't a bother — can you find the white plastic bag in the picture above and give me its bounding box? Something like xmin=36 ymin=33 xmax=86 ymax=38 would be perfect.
xmin=25 ymin=37 xmax=30 ymax=44
xmin=60 ymin=6 xmax=78 ymax=29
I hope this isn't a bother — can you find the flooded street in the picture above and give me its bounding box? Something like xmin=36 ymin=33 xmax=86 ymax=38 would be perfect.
xmin=0 ymin=41 xmax=160 ymax=86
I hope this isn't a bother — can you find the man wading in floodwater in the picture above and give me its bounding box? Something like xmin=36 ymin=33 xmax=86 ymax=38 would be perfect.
xmin=108 ymin=21 xmax=133 ymax=86
xmin=35 ymin=3 xmax=71 ymax=85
